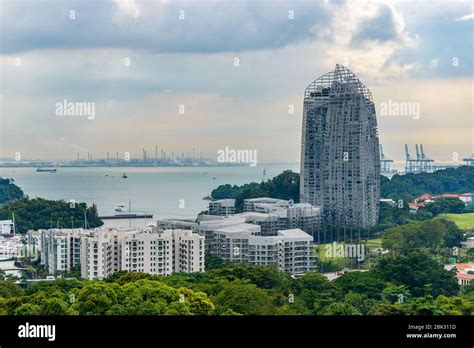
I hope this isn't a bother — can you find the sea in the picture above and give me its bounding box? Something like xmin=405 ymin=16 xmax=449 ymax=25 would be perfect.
xmin=0 ymin=164 xmax=299 ymax=228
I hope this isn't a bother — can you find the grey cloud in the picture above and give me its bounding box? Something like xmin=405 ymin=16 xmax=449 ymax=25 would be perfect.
xmin=1 ymin=0 xmax=335 ymax=54
xmin=351 ymin=4 xmax=400 ymax=45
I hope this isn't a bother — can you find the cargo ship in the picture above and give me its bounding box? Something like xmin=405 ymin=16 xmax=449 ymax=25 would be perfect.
xmin=36 ymin=168 xmax=57 ymax=173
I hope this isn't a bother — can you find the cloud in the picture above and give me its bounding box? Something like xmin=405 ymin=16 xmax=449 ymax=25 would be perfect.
xmin=0 ymin=0 xmax=472 ymax=162
xmin=456 ymin=13 xmax=474 ymax=21
xmin=351 ymin=3 xmax=404 ymax=44
xmin=0 ymin=0 xmax=334 ymax=54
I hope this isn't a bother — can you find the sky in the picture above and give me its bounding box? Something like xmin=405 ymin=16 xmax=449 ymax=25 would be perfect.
xmin=0 ymin=0 xmax=473 ymax=163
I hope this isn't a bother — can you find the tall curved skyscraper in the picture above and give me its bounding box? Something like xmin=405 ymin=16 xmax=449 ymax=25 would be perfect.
xmin=300 ymin=64 xmax=380 ymax=228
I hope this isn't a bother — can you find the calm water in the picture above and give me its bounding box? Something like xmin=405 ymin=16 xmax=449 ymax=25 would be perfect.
xmin=0 ymin=164 xmax=299 ymax=227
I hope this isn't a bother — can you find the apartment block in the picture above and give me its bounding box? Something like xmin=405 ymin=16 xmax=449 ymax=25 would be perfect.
xmin=156 ymin=218 xmax=197 ymax=231
xmin=242 ymin=198 xmax=321 ymax=235
xmin=193 ymin=215 xmax=250 ymax=252
xmin=121 ymin=229 xmax=204 ymax=275
xmin=28 ymin=227 xmax=204 ymax=280
xmin=213 ymin=227 xmax=315 ymax=275
xmin=35 ymin=229 xmax=85 ymax=275
xmin=208 ymin=199 xmax=236 ymax=216
xmin=300 ymin=64 xmax=380 ymax=228
xmin=243 ymin=197 xmax=290 ymax=213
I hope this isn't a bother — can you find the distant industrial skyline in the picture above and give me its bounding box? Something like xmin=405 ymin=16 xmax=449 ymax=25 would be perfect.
xmin=0 ymin=0 xmax=472 ymax=162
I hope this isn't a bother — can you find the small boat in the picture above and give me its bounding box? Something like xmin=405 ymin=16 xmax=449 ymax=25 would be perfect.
xmin=212 ymin=177 xmax=216 ymax=180
xmin=122 ymin=173 xmax=128 ymax=178
xmin=115 ymin=205 xmax=125 ymax=212
xmin=37 ymin=168 xmax=57 ymax=173
xmin=202 ymin=195 xmax=213 ymax=201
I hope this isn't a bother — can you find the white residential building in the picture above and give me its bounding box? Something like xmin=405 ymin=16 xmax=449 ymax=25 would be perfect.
xmin=241 ymin=198 xmax=321 ymax=236
xmin=286 ymin=203 xmax=320 ymax=235
xmin=28 ymin=227 xmax=205 ymax=280
xmin=156 ymin=218 xmax=197 ymax=231
xmin=244 ymin=197 xmax=290 ymax=213
xmin=209 ymin=199 xmax=236 ymax=216
xmin=121 ymin=229 xmax=204 ymax=276
xmin=0 ymin=220 xmax=14 ymax=235
xmin=234 ymin=212 xmax=286 ymax=236
xmin=213 ymin=227 xmax=315 ymax=275
xmin=35 ymin=229 xmax=86 ymax=275
xmin=193 ymin=215 xmax=249 ymax=252
xmin=80 ymin=228 xmax=127 ymax=280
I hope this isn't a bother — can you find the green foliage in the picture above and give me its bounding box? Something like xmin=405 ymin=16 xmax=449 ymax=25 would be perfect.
xmin=382 ymin=284 xmax=412 ymax=304
xmin=435 ymin=295 xmax=474 ymax=315
xmin=334 ymin=271 xmax=387 ymax=300
xmin=204 ymin=252 xmax=226 ymax=270
xmin=381 ymin=166 xmax=474 ymax=201
xmin=211 ymin=170 xmax=299 ymax=211
xmin=421 ymin=198 xmax=466 ymax=215
xmin=378 ymin=201 xmax=415 ymax=227
xmin=14 ymin=303 xmax=42 ymax=315
xmin=374 ymin=252 xmax=459 ymax=298
xmin=209 ymin=263 xmax=292 ymax=291
xmin=381 ymin=219 xmax=464 ymax=253
xmin=0 ymin=198 xmax=103 ymax=233
xmin=291 ymin=272 xmax=340 ymax=314
xmin=320 ymin=300 xmax=362 ymax=315
xmin=212 ymin=282 xmax=277 ymax=315
xmin=0 ymin=253 xmax=470 ymax=316
xmin=73 ymin=283 xmax=119 ymax=315
xmin=368 ymin=302 xmax=412 ymax=315
xmin=0 ymin=177 xmax=24 ymax=204
xmin=411 ymin=294 xmax=445 ymax=315
xmin=0 ymin=280 xmax=23 ymax=298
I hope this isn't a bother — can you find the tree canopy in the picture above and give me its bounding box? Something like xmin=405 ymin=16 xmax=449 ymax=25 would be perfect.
xmin=0 ymin=178 xmax=24 ymax=204
xmin=0 ymin=197 xmax=103 ymax=233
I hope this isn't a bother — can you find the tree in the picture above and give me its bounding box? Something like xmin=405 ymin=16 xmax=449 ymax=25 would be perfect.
xmin=411 ymin=294 xmax=444 ymax=315
xmin=210 ymin=264 xmax=292 ymax=291
xmin=204 ymin=252 xmax=226 ymax=270
xmin=422 ymin=198 xmax=465 ymax=216
xmin=334 ymin=271 xmax=387 ymax=300
xmin=211 ymin=170 xmax=300 ymax=212
xmin=381 ymin=166 xmax=474 ymax=201
xmin=368 ymin=302 xmax=412 ymax=315
xmin=178 ymin=287 xmax=215 ymax=315
xmin=382 ymin=221 xmax=441 ymax=252
xmin=0 ymin=177 xmax=24 ymax=204
xmin=438 ymin=219 xmax=464 ymax=248
xmin=344 ymin=291 xmax=377 ymax=315
xmin=14 ymin=303 xmax=41 ymax=315
xmin=0 ymin=280 xmax=23 ymax=298
xmin=212 ymin=282 xmax=277 ymax=315
xmin=381 ymin=219 xmax=463 ymax=252
xmin=374 ymin=252 xmax=459 ymax=297
xmin=291 ymin=272 xmax=340 ymax=314
xmin=39 ymin=298 xmax=71 ymax=315
xmin=435 ymin=295 xmax=474 ymax=315
xmin=381 ymin=284 xmax=412 ymax=304
xmin=0 ymin=198 xmax=103 ymax=233
xmin=320 ymin=301 xmax=362 ymax=315
xmin=73 ymin=283 xmax=119 ymax=315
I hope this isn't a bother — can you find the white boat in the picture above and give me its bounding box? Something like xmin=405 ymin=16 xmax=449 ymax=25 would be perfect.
xmin=115 ymin=205 xmax=125 ymax=212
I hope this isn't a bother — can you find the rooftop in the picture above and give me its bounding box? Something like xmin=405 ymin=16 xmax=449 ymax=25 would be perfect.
xmin=278 ymin=228 xmax=313 ymax=240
